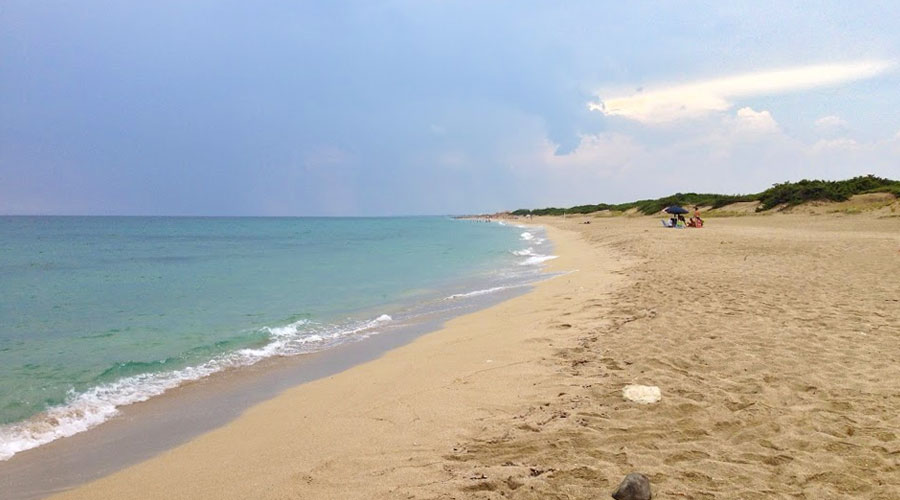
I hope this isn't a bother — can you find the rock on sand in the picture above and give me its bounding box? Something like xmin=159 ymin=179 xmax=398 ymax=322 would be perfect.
xmin=612 ymin=472 xmax=652 ymax=500
xmin=622 ymin=385 xmax=661 ymax=404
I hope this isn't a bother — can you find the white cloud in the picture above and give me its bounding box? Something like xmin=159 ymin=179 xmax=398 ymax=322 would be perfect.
xmin=814 ymin=115 xmax=848 ymax=131
xmin=735 ymin=107 xmax=779 ymax=134
xmin=506 ymin=116 xmax=898 ymax=208
xmin=588 ymin=60 xmax=894 ymax=124
xmin=815 ymin=115 xmax=847 ymax=135
xmin=541 ymin=133 xmax=645 ymax=172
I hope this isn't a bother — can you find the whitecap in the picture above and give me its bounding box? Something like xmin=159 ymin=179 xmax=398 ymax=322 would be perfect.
xmin=0 ymin=312 xmax=394 ymax=461
xmin=444 ymin=286 xmax=510 ymax=300
xmin=261 ymin=319 xmax=310 ymax=338
xmin=520 ymin=254 xmax=558 ymax=266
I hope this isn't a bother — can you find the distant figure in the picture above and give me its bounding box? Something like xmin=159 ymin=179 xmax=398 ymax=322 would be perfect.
xmin=692 ymin=206 xmax=703 ymax=228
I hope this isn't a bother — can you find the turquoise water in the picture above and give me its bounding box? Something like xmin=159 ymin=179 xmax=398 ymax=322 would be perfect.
xmin=0 ymin=216 xmax=552 ymax=459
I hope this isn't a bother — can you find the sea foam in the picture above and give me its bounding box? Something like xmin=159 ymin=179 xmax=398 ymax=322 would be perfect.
xmin=0 ymin=313 xmax=392 ymax=461
xmin=444 ymin=286 xmax=511 ymax=300
xmin=513 ymin=228 xmax=555 ymax=265
xmin=520 ymin=254 xmax=558 ymax=266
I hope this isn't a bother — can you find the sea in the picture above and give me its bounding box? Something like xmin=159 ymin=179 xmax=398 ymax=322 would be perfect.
xmin=0 ymin=216 xmax=554 ymax=461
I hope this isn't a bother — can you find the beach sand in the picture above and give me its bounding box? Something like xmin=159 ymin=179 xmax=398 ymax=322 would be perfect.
xmin=52 ymin=213 xmax=900 ymax=499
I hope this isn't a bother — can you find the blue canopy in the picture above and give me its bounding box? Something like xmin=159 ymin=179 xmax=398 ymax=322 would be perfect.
xmin=664 ymin=205 xmax=689 ymax=214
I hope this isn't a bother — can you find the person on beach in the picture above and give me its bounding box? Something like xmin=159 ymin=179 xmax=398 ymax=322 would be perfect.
xmin=691 ymin=206 xmax=703 ymax=228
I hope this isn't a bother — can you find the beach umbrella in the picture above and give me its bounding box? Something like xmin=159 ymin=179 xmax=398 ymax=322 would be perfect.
xmin=664 ymin=205 xmax=689 ymax=214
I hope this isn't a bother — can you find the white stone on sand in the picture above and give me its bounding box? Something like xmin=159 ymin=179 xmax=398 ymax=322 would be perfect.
xmin=622 ymin=385 xmax=661 ymax=404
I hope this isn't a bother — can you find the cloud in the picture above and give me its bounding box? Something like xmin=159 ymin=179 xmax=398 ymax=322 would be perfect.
xmin=506 ymin=108 xmax=899 ymax=209
xmin=589 ymin=60 xmax=894 ymax=124
xmin=540 ymin=133 xmax=646 ymax=174
xmin=735 ymin=107 xmax=779 ymax=134
xmin=815 ymin=115 xmax=847 ymax=128
xmin=525 ymin=108 xmax=783 ymax=179
xmin=814 ymin=114 xmax=849 ymax=134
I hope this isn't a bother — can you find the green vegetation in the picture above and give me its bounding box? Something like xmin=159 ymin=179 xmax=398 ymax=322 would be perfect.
xmin=866 ymin=183 xmax=900 ymax=197
xmin=510 ymin=175 xmax=900 ymax=216
xmin=511 ymin=193 xmax=754 ymax=216
xmin=756 ymin=175 xmax=900 ymax=210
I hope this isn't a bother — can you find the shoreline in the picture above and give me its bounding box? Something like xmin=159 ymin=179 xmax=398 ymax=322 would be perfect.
xmin=0 ymin=294 xmax=516 ymax=499
xmin=0 ymin=223 xmax=559 ymax=500
xmin=43 ymin=223 xmax=609 ymax=499
xmin=0 ymin=218 xmax=549 ymax=462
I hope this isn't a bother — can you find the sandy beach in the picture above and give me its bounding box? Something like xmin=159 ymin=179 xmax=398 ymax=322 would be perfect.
xmin=51 ymin=212 xmax=900 ymax=499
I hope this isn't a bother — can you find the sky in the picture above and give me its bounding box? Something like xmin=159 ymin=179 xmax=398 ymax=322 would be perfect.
xmin=2 ymin=1 xmax=899 ymax=215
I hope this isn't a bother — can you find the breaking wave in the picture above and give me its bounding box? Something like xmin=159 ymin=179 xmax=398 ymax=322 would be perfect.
xmin=519 ymin=254 xmax=558 ymax=266
xmin=444 ymin=286 xmax=513 ymax=300
xmin=0 ymin=313 xmax=393 ymax=461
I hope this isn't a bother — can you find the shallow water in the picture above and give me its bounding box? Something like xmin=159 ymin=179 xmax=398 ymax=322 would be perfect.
xmin=0 ymin=216 xmax=553 ymax=460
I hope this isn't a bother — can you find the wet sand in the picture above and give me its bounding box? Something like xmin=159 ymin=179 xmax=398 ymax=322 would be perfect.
xmin=51 ymin=213 xmax=900 ymax=499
